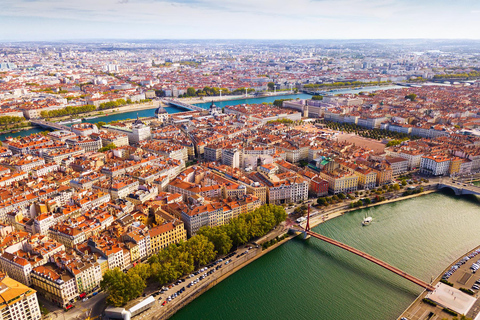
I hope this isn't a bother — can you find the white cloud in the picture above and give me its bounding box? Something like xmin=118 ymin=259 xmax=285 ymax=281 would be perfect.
xmin=0 ymin=0 xmax=480 ymax=40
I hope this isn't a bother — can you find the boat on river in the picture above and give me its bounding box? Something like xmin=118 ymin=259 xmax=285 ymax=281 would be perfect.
xmin=362 ymin=216 xmax=373 ymax=226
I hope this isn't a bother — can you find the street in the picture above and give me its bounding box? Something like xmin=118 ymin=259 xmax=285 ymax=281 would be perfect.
xmin=134 ymin=244 xmax=264 ymax=320
xmin=43 ymin=292 xmax=106 ymax=320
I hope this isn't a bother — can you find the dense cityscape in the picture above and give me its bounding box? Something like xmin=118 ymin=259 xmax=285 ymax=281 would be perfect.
xmin=0 ymin=38 xmax=479 ymax=320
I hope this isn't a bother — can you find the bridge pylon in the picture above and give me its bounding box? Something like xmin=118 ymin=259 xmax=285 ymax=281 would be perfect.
xmin=305 ymin=204 xmax=311 ymax=231
xmin=302 ymin=204 xmax=311 ymax=239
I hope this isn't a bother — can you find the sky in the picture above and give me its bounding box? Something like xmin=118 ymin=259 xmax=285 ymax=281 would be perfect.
xmin=1 ymin=0 xmax=480 ymax=41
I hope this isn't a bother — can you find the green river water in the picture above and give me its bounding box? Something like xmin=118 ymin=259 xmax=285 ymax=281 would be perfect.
xmin=171 ymin=193 xmax=480 ymax=320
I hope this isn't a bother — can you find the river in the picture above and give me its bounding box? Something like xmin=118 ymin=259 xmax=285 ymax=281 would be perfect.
xmin=0 ymin=85 xmax=404 ymax=141
xmin=170 ymin=193 xmax=480 ymax=320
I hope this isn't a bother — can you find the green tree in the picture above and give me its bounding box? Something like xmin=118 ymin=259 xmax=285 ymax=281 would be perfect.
xmin=317 ymin=197 xmax=327 ymax=206
xmin=311 ymin=95 xmax=323 ymax=100
xmin=267 ymin=82 xmax=275 ymax=91
xmin=149 ymin=242 xmax=194 ymax=285
xmin=225 ymin=218 xmax=250 ymax=247
xmin=271 ymin=204 xmax=287 ymax=225
xmin=272 ymin=99 xmax=293 ymax=107
xmin=294 ymin=204 xmax=308 ymax=216
xmin=95 ymin=121 xmax=106 ymax=128
xmin=101 ymin=268 xmax=146 ymax=307
xmin=405 ymin=93 xmax=417 ymax=101
xmin=127 ymin=263 xmax=151 ymax=280
xmin=186 ymin=87 xmax=196 ymax=97
xmin=299 ymin=160 xmax=309 ymax=168
xmin=186 ymin=235 xmax=216 ymax=267
xmin=98 ymin=143 xmax=116 ymax=152
xmin=198 ymin=227 xmax=233 ymax=256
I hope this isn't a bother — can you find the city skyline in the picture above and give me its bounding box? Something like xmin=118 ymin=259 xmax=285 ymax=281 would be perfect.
xmin=1 ymin=0 xmax=480 ymax=41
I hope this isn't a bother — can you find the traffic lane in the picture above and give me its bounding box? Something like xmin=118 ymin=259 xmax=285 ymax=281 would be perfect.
xmin=89 ymin=292 xmax=107 ymax=318
xmin=155 ymin=247 xmax=260 ymax=307
xmin=57 ymin=292 xmax=106 ymax=320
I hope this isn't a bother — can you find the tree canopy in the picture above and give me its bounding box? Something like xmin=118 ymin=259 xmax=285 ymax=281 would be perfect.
xmin=40 ymin=105 xmax=96 ymax=118
xmin=101 ymin=268 xmax=146 ymax=307
xmin=103 ymin=204 xmax=287 ymax=307
xmin=405 ymin=93 xmax=417 ymax=101
xmin=98 ymin=143 xmax=117 ymax=152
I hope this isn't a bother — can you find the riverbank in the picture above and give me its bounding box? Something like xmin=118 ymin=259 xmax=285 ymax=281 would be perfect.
xmin=399 ymin=244 xmax=480 ymax=320
xmin=177 ymin=92 xmax=296 ymax=105
xmin=303 ymin=82 xmax=397 ymax=93
xmin=155 ymin=232 xmax=295 ymax=320
xmin=0 ymin=125 xmax=34 ymax=135
xmin=41 ymin=101 xmax=160 ymax=124
xmin=307 ymin=189 xmax=438 ymax=229
xmin=152 ymin=188 xmax=441 ymax=320
xmin=170 ymin=191 xmax=480 ymax=320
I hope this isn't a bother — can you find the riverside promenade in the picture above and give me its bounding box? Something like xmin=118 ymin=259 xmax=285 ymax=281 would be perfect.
xmin=138 ymin=188 xmax=442 ymax=320
xmin=135 ymin=224 xmax=292 ymax=320
xmin=399 ymin=245 xmax=480 ymax=320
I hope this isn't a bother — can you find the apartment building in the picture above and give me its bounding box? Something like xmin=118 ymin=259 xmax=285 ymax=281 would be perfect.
xmin=353 ymin=167 xmax=377 ymax=190
xmin=320 ymin=170 xmax=359 ymax=194
xmin=31 ymin=264 xmax=77 ymax=309
xmin=386 ymin=156 xmax=409 ymax=176
xmin=122 ymin=229 xmax=151 ymax=262
xmin=420 ymin=155 xmax=451 ymax=176
xmin=149 ymin=220 xmax=187 ymax=253
xmin=0 ymin=252 xmax=35 ymax=286
xmin=254 ymin=172 xmax=308 ymax=205
xmin=222 ymin=148 xmax=240 ymax=168
xmin=0 ymin=274 xmax=42 ymax=320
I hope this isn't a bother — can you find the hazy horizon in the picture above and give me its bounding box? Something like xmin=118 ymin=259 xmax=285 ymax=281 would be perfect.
xmin=1 ymin=0 xmax=479 ymax=41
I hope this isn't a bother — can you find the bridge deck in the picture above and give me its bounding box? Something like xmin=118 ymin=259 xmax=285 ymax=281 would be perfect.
xmin=305 ymin=230 xmax=435 ymax=291
xmin=31 ymin=120 xmax=71 ymax=131
xmin=438 ymin=182 xmax=480 ymax=196
xmin=163 ymin=99 xmax=205 ymax=112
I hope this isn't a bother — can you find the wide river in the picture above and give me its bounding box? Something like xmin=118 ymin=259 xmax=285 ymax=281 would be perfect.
xmin=171 ymin=193 xmax=480 ymax=320
xmin=0 ymin=85 xmax=404 ymax=140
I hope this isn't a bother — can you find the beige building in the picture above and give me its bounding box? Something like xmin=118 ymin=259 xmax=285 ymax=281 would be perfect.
xmin=0 ymin=274 xmax=42 ymax=320
xmin=31 ymin=264 xmax=77 ymax=309
xmin=253 ymin=171 xmax=308 ymax=205
xmin=320 ymin=170 xmax=359 ymax=194
xmin=353 ymin=167 xmax=376 ymax=190
xmin=149 ymin=220 xmax=187 ymax=254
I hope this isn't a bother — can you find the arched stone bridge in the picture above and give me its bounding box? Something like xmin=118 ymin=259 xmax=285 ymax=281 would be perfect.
xmin=438 ymin=182 xmax=480 ymax=196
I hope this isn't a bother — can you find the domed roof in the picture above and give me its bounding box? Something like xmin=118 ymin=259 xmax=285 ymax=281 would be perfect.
xmin=155 ymin=106 xmax=167 ymax=115
xmin=133 ymin=113 xmax=144 ymax=125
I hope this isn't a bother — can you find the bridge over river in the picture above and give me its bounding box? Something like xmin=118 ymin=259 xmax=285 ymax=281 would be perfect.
xmin=30 ymin=119 xmax=71 ymax=131
xmin=437 ymin=180 xmax=480 ymax=196
xmin=162 ymin=99 xmax=205 ymax=112
xmin=291 ymin=206 xmax=435 ymax=292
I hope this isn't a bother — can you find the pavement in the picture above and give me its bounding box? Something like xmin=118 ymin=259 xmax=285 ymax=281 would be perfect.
xmin=399 ymin=246 xmax=480 ymax=320
xmin=135 ymin=244 xmax=262 ymax=320
xmin=43 ymin=292 xmax=106 ymax=320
